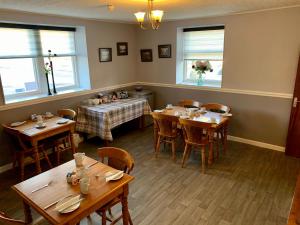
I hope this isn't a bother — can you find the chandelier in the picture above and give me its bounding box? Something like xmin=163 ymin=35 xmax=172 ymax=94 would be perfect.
xmin=134 ymin=0 xmax=164 ymax=30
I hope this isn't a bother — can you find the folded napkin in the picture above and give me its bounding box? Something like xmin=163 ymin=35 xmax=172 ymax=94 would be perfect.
xmin=105 ymin=170 xmax=124 ymax=182
xmin=55 ymin=195 xmax=81 ymax=212
xmin=57 ymin=119 xmax=69 ymax=124
xmin=153 ymin=110 xmax=163 ymax=113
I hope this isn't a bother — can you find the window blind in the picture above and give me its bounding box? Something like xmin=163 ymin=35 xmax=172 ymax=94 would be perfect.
xmin=0 ymin=24 xmax=76 ymax=59
xmin=183 ymin=28 xmax=224 ymax=60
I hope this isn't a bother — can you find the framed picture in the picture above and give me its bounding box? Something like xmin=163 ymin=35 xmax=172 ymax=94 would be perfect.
xmin=158 ymin=44 xmax=171 ymax=58
xmin=117 ymin=42 xmax=128 ymax=56
xmin=99 ymin=48 xmax=112 ymax=62
xmin=140 ymin=49 xmax=153 ymax=62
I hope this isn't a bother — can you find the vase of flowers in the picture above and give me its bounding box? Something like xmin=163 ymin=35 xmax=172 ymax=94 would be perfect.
xmin=192 ymin=60 xmax=213 ymax=86
xmin=44 ymin=62 xmax=52 ymax=95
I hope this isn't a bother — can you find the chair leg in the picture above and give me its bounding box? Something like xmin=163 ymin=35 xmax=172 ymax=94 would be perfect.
xmin=56 ymin=147 xmax=61 ymax=166
xmin=201 ymin=146 xmax=206 ymax=174
xmin=129 ymin=213 xmax=133 ymax=225
xmin=216 ymin=132 xmax=221 ymax=159
xmin=181 ymin=144 xmax=189 ymax=168
xmin=155 ymin=135 xmax=161 ymax=158
xmin=101 ymin=210 xmax=107 ymax=225
xmin=171 ymin=139 xmax=176 ymax=162
xmin=108 ymin=207 xmax=113 ymax=218
xmin=41 ymin=147 xmax=52 ymax=169
xmin=220 ymin=129 xmax=226 ymax=154
xmin=19 ymin=153 xmax=25 ymax=181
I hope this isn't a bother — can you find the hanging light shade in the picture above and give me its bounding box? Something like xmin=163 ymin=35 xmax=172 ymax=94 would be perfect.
xmin=134 ymin=12 xmax=146 ymax=23
xmin=134 ymin=0 xmax=164 ymax=30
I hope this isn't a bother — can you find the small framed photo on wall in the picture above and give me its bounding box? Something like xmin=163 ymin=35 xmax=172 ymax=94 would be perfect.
xmin=140 ymin=49 xmax=153 ymax=62
xmin=99 ymin=48 xmax=112 ymax=62
xmin=158 ymin=44 xmax=172 ymax=58
xmin=117 ymin=42 xmax=128 ymax=56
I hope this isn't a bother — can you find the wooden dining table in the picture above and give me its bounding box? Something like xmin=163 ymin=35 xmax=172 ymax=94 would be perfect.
xmin=3 ymin=116 xmax=76 ymax=174
xmin=12 ymin=156 xmax=134 ymax=225
xmin=153 ymin=106 xmax=230 ymax=165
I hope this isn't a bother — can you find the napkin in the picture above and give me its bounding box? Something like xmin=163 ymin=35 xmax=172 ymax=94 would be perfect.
xmin=105 ymin=170 xmax=124 ymax=182
xmin=55 ymin=195 xmax=81 ymax=212
xmin=153 ymin=110 xmax=163 ymax=113
xmin=57 ymin=119 xmax=69 ymax=124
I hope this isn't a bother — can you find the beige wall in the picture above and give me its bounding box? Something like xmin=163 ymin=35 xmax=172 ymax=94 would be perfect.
xmin=0 ymin=9 xmax=137 ymax=90
xmin=136 ymin=7 xmax=300 ymax=94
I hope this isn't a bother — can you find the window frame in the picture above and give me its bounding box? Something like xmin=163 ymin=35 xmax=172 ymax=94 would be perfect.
xmin=177 ymin=25 xmax=225 ymax=88
xmin=0 ymin=23 xmax=79 ymax=102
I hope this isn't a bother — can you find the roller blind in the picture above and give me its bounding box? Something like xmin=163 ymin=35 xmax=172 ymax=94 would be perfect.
xmin=183 ymin=27 xmax=224 ymax=60
xmin=0 ymin=24 xmax=76 ymax=59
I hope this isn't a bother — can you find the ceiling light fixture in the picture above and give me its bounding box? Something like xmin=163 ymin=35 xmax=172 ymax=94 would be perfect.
xmin=134 ymin=0 xmax=164 ymax=30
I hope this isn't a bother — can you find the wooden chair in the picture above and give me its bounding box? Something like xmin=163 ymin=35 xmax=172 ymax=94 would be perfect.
xmin=151 ymin=112 xmax=179 ymax=161
xmin=178 ymin=99 xmax=201 ymax=108
xmin=179 ymin=118 xmax=212 ymax=173
xmin=53 ymin=109 xmax=77 ymax=165
xmin=201 ymin=103 xmax=230 ymax=157
xmin=57 ymin=109 xmax=77 ymax=120
xmin=96 ymin=147 xmax=134 ymax=225
xmin=3 ymin=125 xmax=52 ymax=181
xmin=201 ymin=103 xmax=230 ymax=114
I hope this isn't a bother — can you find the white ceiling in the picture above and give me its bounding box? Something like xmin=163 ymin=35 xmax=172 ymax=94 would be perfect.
xmin=0 ymin=0 xmax=299 ymax=22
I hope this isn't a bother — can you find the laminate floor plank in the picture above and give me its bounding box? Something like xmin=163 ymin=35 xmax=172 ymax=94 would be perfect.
xmin=0 ymin=126 xmax=299 ymax=225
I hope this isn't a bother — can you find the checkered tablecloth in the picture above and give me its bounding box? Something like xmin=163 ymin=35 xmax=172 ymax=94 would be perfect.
xmin=76 ymin=98 xmax=151 ymax=141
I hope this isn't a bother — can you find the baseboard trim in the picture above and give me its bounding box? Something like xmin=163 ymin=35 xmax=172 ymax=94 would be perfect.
xmin=137 ymin=81 xmax=293 ymax=99
xmin=0 ymin=135 xmax=285 ymax=174
xmin=228 ymin=135 xmax=285 ymax=152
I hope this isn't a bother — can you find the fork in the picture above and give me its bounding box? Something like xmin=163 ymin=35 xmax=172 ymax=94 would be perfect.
xmin=31 ymin=181 xmax=53 ymax=193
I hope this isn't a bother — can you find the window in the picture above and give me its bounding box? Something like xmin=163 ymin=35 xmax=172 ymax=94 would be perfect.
xmin=0 ymin=23 xmax=79 ymax=102
xmin=177 ymin=26 xmax=225 ymax=87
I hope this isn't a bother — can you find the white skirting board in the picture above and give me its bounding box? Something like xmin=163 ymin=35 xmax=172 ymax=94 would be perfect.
xmin=0 ymin=135 xmax=285 ymax=174
xmin=227 ymin=135 xmax=285 ymax=152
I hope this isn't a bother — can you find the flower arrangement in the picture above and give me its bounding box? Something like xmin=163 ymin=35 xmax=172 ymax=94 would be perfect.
xmin=192 ymin=60 xmax=213 ymax=85
xmin=44 ymin=50 xmax=58 ymax=95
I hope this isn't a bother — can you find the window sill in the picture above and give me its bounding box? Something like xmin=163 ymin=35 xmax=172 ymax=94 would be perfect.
xmin=0 ymin=88 xmax=91 ymax=111
xmin=179 ymin=81 xmax=221 ymax=88
xmin=5 ymin=88 xmax=87 ymax=104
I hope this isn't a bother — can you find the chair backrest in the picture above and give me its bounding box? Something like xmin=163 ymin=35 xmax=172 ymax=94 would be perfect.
xmin=178 ymin=99 xmax=201 ymax=108
xmin=57 ymin=109 xmax=77 ymax=120
xmin=201 ymin=103 xmax=230 ymax=114
xmin=179 ymin=118 xmax=211 ymax=145
xmin=151 ymin=112 xmax=179 ymax=138
xmin=97 ymin=147 xmax=134 ymax=174
xmin=0 ymin=211 xmax=25 ymax=225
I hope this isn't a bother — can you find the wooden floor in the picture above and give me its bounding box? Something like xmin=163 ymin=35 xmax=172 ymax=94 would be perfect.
xmin=1 ymin=125 xmax=300 ymax=225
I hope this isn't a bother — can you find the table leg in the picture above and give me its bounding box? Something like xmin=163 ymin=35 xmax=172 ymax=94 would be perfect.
xmin=23 ymin=201 xmax=32 ymax=224
xmin=32 ymin=141 xmax=42 ymax=174
xmin=153 ymin=122 xmax=158 ymax=151
xmin=139 ymin=115 xmax=145 ymax=129
xmin=223 ymin=123 xmax=228 ymax=155
xmin=208 ymin=130 xmax=214 ymax=165
xmin=121 ymin=184 xmax=130 ymax=225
